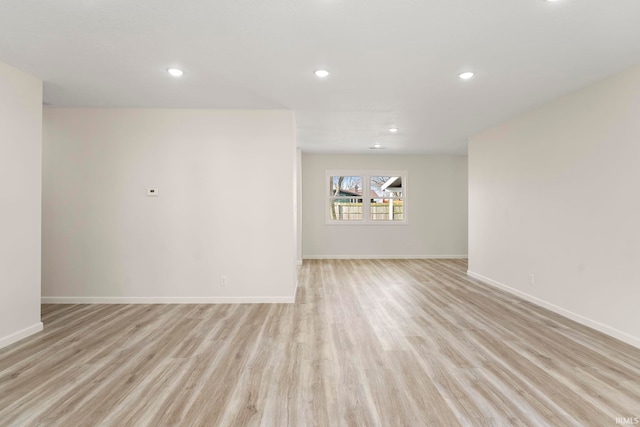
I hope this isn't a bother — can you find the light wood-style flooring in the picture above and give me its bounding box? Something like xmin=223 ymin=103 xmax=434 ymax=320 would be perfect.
xmin=1 ymin=259 xmax=639 ymax=426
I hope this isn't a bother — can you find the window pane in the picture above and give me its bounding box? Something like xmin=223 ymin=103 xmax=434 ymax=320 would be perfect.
xmin=371 ymin=198 xmax=404 ymax=221
xmin=329 ymin=198 xmax=363 ymax=221
xmin=371 ymin=176 xmax=403 ymax=197
xmin=329 ymin=176 xmax=363 ymax=197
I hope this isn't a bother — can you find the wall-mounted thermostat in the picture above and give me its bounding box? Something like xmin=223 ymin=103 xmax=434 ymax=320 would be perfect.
xmin=146 ymin=188 xmax=159 ymax=196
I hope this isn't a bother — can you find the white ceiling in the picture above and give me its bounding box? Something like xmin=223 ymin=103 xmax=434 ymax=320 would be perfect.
xmin=1 ymin=0 xmax=639 ymax=155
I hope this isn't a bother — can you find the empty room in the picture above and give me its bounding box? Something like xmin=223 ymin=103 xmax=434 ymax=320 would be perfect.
xmin=1 ymin=0 xmax=640 ymax=425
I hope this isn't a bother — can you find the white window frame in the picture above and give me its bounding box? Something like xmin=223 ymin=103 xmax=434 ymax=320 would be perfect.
xmin=325 ymin=170 xmax=408 ymax=225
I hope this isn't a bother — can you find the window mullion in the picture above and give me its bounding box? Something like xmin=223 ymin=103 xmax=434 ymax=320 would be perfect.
xmin=363 ymin=174 xmax=370 ymax=223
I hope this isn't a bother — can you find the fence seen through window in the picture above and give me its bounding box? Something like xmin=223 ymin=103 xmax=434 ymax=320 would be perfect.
xmin=328 ymin=173 xmax=405 ymax=223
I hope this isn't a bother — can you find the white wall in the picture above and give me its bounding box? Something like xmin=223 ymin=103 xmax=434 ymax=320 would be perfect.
xmin=0 ymin=62 xmax=43 ymax=349
xmin=296 ymin=148 xmax=303 ymax=265
xmin=43 ymin=108 xmax=297 ymax=303
xmin=302 ymin=154 xmax=468 ymax=258
xmin=469 ymin=64 xmax=640 ymax=348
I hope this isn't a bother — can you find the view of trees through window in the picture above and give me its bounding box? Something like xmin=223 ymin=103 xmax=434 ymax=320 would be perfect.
xmin=328 ymin=173 xmax=405 ymax=222
xmin=329 ymin=176 xmax=363 ymax=221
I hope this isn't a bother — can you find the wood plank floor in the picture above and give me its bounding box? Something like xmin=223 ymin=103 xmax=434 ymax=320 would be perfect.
xmin=1 ymin=259 xmax=639 ymax=426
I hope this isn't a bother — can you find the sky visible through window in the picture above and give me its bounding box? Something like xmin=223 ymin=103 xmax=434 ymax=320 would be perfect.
xmin=328 ymin=174 xmax=405 ymax=222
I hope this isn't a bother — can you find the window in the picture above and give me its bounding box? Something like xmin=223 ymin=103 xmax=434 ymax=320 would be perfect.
xmin=326 ymin=170 xmax=407 ymax=224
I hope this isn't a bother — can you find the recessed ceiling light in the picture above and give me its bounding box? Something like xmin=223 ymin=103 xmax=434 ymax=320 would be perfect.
xmin=459 ymin=72 xmax=474 ymax=80
xmin=167 ymin=68 xmax=184 ymax=77
xmin=370 ymin=144 xmax=385 ymax=150
xmin=389 ymin=128 xmax=398 ymax=133
xmin=314 ymin=69 xmax=330 ymax=78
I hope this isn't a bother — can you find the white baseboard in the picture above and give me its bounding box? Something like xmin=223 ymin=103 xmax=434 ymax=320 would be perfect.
xmin=41 ymin=296 xmax=295 ymax=304
xmin=467 ymin=270 xmax=640 ymax=350
xmin=0 ymin=322 xmax=44 ymax=350
xmin=303 ymin=255 xmax=468 ymax=260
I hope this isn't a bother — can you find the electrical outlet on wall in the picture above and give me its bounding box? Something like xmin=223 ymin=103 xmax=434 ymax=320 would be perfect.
xmin=220 ymin=275 xmax=228 ymax=287
xmin=529 ymin=274 xmax=535 ymax=286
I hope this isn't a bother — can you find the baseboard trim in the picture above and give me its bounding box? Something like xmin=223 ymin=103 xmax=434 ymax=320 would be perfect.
xmin=0 ymin=322 xmax=44 ymax=350
xmin=303 ymin=255 xmax=468 ymax=260
xmin=467 ymin=270 xmax=640 ymax=350
xmin=41 ymin=296 xmax=295 ymax=304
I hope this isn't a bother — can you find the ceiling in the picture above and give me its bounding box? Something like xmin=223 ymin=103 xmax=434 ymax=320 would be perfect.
xmin=1 ymin=0 xmax=639 ymax=155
